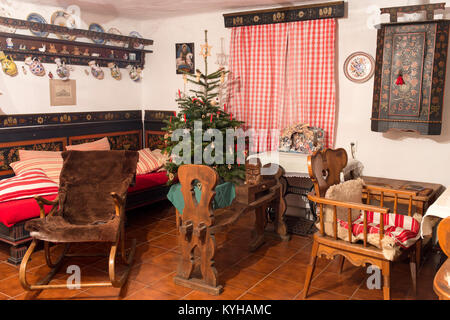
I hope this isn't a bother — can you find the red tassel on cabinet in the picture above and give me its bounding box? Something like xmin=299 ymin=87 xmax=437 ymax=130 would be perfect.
xmin=396 ymin=74 xmax=405 ymax=85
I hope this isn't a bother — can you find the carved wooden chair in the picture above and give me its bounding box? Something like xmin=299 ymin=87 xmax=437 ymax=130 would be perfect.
xmin=174 ymin=163 xmax=285 ymax=295
xmin=303 ymin=148 xmax=421 ymax=300
xmin=19 ymin=150 xmax=138 ymax=291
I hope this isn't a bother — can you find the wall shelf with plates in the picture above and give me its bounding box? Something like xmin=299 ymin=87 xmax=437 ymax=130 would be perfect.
xmin=0 ymin=16 xmax=153 ymax=69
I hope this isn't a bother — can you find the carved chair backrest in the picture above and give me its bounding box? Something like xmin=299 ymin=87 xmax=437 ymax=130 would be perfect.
xmin=438 ymin=217 xmax=450 ymax=258
xmin=178 ymin=164 xmax=219 ymax=228
xmin=308 ymin=148 xmax=348 ymax=197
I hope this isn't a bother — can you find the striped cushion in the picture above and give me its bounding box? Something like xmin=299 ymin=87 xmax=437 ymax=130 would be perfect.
xmin=66 ymin=137 xmax=110 ymax=151
xmin=19 ymin=149 xmax=62 ymax=161
xmin=0 ymin=169 xmax=58 ymax=203
xmin=152 ymin=149 xmax=168 ymax=172
xmin=136 ymin=148 xmax=163 ymax=175
xmin=10 ymin=157 xmax=64 ymax=185
xmin=152 ymin=149 xmax=169 ymax=165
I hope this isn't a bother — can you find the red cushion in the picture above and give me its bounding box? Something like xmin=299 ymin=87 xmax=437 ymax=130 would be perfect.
xmin=0 ymin=194 xmax=57 ymax=228
xmin=128 ymin=171 xmax=168 ymax=193
xmin=0 ymin=172 xmax=169 ymax=228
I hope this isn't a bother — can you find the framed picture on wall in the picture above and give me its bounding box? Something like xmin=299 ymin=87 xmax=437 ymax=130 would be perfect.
xmin=176 ymin=43 xmax=195 ymax=74
xmin=49 ymin=79 xmax=76 ymax=106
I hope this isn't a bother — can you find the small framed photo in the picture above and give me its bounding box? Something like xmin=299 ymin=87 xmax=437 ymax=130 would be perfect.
xmin=176 ymin=43 xmax=194 ymax=74
xmin=343 ymin=52 xmax=375 ymax=83
xmin=49 ymin=79 xmax=77 ymax=106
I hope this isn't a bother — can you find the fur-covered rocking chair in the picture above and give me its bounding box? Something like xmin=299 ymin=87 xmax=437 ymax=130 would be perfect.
xmin=19 ymin=150 xmax=139 ymax=291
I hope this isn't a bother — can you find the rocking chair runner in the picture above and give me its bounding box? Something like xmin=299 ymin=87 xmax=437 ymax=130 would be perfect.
xmin=19 ymin=150 xmax=139 ymax=291
xmin=303 ymin=148 xmax=421 ymax=300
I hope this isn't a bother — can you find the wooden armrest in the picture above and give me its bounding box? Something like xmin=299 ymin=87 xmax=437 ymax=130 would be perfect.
xmin=34 ymin=195 xmax=59 ymax=219
xmin=111 ymin=192 xmax=126 ymax=217
xmin=247 ymin=186 xmax=280 ymax=209
xmin=307 ymin=192 xmax=390 ymax=214
xmin=34 ymin=195 xmax=59 ymax=206
xmin=364 ymin=185 xmax=418 ymax=197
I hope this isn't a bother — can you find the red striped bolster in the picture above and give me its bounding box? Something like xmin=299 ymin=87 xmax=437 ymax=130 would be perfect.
xmin=136 ymin=148 xmax=163 ymax=175
xmin=0 ymin=169 xmax=58 ymax=203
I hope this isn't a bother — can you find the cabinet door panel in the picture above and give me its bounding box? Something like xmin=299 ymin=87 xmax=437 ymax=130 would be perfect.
xmin=388 ymin=32 xmax=426 ymax=117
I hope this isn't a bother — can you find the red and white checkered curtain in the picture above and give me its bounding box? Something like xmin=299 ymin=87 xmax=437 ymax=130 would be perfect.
xmin=227 ymin=19 xmax=336 ymax=152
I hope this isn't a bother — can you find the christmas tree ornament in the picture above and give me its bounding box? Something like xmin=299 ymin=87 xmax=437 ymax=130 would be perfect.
xmin=215 ymin=37 xmax=229 ymax=67
xmin=200 ymin=31 xmax=212 ymax=58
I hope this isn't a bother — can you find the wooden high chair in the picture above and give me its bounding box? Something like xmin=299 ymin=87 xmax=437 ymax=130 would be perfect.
xmin=303 ymin=148 xmax=421 ymax=300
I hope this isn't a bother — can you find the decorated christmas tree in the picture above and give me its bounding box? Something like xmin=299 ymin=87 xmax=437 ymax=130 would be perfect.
xmin=162 ymin=30 xmax=245 ymax=184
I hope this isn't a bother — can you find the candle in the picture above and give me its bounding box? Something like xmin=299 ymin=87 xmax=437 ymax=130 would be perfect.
xmin=210 ymin=114 xmax=213 ymax=122
xmin=184 ymin=114 xmax=186 ymax=122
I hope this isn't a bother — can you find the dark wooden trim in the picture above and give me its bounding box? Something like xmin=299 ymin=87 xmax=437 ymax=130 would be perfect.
xmin=0 ymin=31 xmax=153 ymax=53
xmin=0 ymin=137 xmax=67 ymax=176
xmin=144 ymin=110 xmax=175 ymax=122
xmin=69 ymin=130 xmax=143 ymax=151
xmin=380 ymin=3 xmax=445 ymax=22
xmin=146 ymin=130 xmax=166 ymax=149
xmin=0 ymin=110 xmax=141 ymax=129
xmin=0 ymin=16 xmax=153 ymax=46
xmin=223 ymin=1 xmax=345 ymax=28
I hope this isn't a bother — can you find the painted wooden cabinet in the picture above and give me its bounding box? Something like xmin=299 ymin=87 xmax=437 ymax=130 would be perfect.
xmin=371 ymin=20 xmax=450 ymax=134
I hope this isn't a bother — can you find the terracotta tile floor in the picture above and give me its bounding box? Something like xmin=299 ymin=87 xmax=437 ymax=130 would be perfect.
xmin=0 ymin=201 xmax=442 ymax=300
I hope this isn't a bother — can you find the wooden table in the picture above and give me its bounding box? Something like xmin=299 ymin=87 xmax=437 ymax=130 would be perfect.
xmin=362 ymin=176 xmax=445 ymax=215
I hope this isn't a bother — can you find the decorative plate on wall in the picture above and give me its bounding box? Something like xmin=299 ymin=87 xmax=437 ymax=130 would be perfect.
xmin=107 ymin=27 xmax=124 ymax=47
xmin=51 ymin=10 xmax=78 ymax=41
xmin=89 ymin=23 xmax=105 ymax=44
xmin=27 ymin=13 xmax=49 ymax=37
xmin=129 ymin=31 xmax=144 ymax=49
xmin=343 ymin=52 xmax=375 ymax=83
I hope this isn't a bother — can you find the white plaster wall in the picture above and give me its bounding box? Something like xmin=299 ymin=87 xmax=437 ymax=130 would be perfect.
xmin=0 ymin=0 xmax=147 ymax=114
xmin=141 ymin=0 xmax=450 ymax=187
